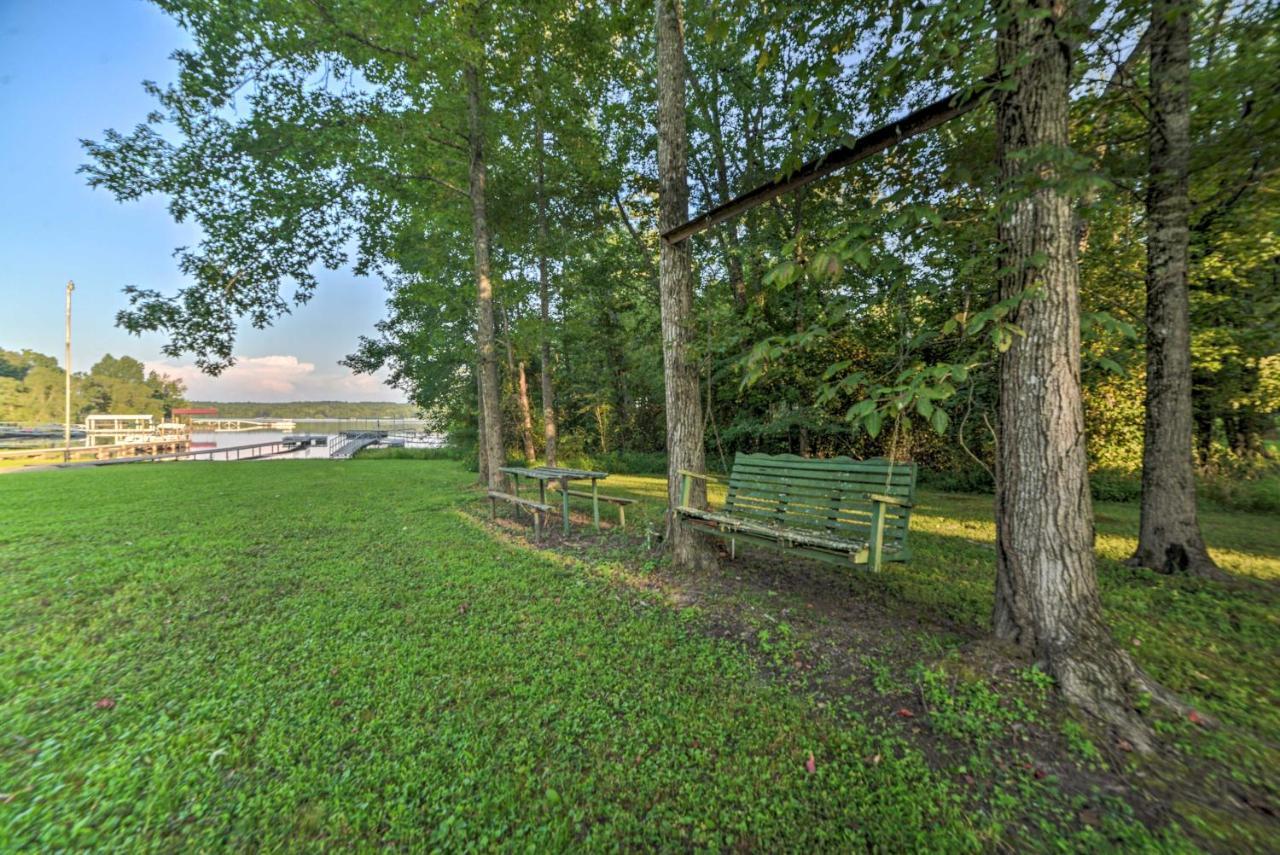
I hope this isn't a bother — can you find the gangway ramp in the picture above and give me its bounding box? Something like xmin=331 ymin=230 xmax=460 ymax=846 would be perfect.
xmin=329 ymin=431 xmax=383 ymax=459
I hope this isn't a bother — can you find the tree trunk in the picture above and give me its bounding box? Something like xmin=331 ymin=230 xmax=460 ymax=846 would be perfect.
xmin=500 ymin=305 xmax=538 ymax=464
xmin=991 ymin=0 xmax=1157 ymax=750
xmin=536 ymin=121 xmax=559 ymax=466
xmin=602 ymin=304 xmax=633 ymax=450
xmin=475 ymin=361 xmax=489 ymax=487
xmin=514 ymin=360 xmax=535 ymax=463
xmin=517 ymin=361 xmax=537 ymax=463
xmin=1130 ymin=0 xmax=1223 ymax=578
xmin=466 ymin=57 xmax=506 ymax=489
xmin=708 ymin=79 xmax=748 ymax=310
xmin=656 ymin=0 xmax=717 ymax=571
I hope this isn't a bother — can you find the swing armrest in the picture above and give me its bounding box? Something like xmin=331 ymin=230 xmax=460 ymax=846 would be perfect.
xmin=677 ymin=470 xmax=727 ymax=483
xmin=865 ymin=493 xmax=912 ymax=508
xmin=678 ymin=470 xmax=726 ymax=509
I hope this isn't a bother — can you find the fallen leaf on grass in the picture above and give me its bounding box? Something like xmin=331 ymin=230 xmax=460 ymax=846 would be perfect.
xmin=805 ymin=752 xmax=816 ymax=774
xmin=896 ymin=708 xmax=914 ymax=718
xmin=95 ymin=697 xmax=115 ymax=710
xmin=1188 ymin=710 xmax=1206 ymax=726
xmin=1116 ymin=739 xmax=1134 ymax=752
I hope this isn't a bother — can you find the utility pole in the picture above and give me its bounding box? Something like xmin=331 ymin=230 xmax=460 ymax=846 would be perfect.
xmin=64 ymin=281 xmax=74 ymax=462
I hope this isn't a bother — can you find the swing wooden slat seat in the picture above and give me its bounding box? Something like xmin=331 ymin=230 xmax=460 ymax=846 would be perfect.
xmin=675 ymin=452 xmax=917 ymax=572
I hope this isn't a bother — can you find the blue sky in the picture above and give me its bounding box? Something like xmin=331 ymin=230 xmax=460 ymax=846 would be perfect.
xmin=0 ymin=0 xmax=401 ymax=402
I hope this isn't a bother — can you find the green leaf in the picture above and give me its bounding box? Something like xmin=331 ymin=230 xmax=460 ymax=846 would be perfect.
xmin=809 ymin=251 xmax=842 ymax=283
xmin=764 ymin=260 xmax=799 ymax=289
xmin=930 ymin=407 xmax=950 ymax=434
xmin=822 ymin=360 xmax=852 ymax=380
xmin=864 ymin=409 xmax=883 ymax=438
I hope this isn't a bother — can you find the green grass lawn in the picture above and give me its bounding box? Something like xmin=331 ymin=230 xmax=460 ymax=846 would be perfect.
xmin=1 ymin=460 xmax=1276 ymax=850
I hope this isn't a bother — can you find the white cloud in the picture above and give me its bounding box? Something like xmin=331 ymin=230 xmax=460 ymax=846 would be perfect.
xmin=146 ymin=354 xmax=403 ymax=402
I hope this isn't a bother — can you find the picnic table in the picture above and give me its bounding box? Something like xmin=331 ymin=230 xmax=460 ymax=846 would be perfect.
xmin=498 ymin=465 xmax=610 ymax=536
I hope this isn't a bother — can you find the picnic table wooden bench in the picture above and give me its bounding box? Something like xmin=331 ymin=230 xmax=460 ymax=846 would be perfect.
xmin=495 ymin=465 xmax=615 ymax=536
xmin=488 ymin=491 xmax=554 ymax=538
xmin=547 ymin=485 xmax=637 ymax=529
xmin=675 ymin=452 xmax=916 ymax=572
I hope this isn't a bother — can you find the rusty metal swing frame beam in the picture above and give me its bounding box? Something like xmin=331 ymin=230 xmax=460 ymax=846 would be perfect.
xmin=661 ymin=74 xmax=1002 ymax=246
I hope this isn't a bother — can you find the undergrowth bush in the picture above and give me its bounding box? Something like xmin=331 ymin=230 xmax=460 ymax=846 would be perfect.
xmin=1088 ymin=469 xmax=1144 ymax=503
xmin=920 ymin=460 xmax=1280 ymax=513
xmin=558 ymin=450 xmax=669 ymax=476
xmin=355 ymin=446 xmax=460 ymax=461
xmin=1198 ymin=468 xmax=1280 ymax=513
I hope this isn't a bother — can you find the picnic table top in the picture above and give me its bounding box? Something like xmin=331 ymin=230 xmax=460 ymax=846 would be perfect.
xmin=499 ymin=465 xmax=609 ymax=480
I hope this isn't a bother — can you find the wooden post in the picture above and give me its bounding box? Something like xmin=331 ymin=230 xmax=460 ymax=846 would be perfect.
xmin=63 ymin=281 xmax=74 ymax=462
xmin=867 ymin=501 xmax=886 ymax=573
xmin=592 ymin=477 xmax=600 ymax=531
xmin=561 ymin=476 xmax=570 ymax=537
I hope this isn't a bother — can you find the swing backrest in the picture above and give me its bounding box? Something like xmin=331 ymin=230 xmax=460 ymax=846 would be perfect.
xmin=724 ymin=453 xmax=916 ymax=546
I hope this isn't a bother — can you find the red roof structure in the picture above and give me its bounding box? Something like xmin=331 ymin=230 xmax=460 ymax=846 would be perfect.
xmin=172 ymin=407 xmax=218 ymax=416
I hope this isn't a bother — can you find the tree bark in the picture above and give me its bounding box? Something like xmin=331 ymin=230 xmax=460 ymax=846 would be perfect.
xmin=602 ymin=304 xmax=633 ymax=450
xmin=466 ymin=56 xmax=506 ymax=489
xmin=992 ymin=0 xmax=1156 ymax=750
xmin=536 ymin=121 xmax=559 ymax=466
xmin=656 ymin=0 xmax=717 ymax=571
xmin=1130 ymin=0 xmax=1224 ymax=578
xmin=517 ymin=360 xmax=537 ymax=463
xmin=499 ymin=304 xmax=538 ymax=464
xmin=688 ymin=63 xmax=748 ymax=309
xmin=475 ymin=361 xmax=489 ymax=487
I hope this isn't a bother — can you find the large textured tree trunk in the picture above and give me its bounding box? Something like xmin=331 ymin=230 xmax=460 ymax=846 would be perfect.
xmin=656 ymin=0 xmax=717 ymax=571
xmin=1129 ymin=0 xmax=1224 ymax=578
xmin=992 ymin=0 xmax=1161 ymax=750
xmin=466 ymin=57 xmax=506 ymax=489
xmin=536 ymin=122 xmax=559 ymax=466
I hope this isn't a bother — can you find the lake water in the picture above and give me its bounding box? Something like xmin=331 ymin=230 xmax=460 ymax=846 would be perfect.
xmin=188 ymin=430 xmax=331 ymax=459
xmin=1 ymin=418 xmax=445 ymax=460
xmin=189 ymin=420 xmax=445 ymax=461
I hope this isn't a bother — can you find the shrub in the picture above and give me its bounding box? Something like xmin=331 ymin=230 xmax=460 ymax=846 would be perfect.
xmin=1199 ymin=469 xmax=1280 ymax=514
xmin=558 ymin=450 xmax=669 ymax=476
xmin=355 ymin=446 xmax=461 ymax=461
xmin=1089 ymin=469 xmax=1143 ymax=503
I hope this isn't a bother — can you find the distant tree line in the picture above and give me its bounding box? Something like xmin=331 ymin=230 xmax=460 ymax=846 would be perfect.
xmin=189 ymin=401 xmax=419 ymax=420
xmin=0 ymin=348 xmax=186 ymax=425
